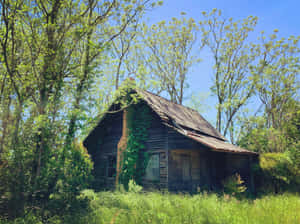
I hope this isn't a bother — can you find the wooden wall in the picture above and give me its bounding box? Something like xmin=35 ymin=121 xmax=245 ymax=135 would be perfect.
xmin=141 ymin=103 xmax=169 ymax=189
xmin=88 ymin=111 xmax=123 ymax=189
xmin=168 ymin=149 xmax=211 ymax=191
xmin=85 ymin=101 xmax=256 ymax=192
xmin=142 ymin=151 xmax=168 ymax=189
xmin=86 ymin=102 xmax=170 ymax=190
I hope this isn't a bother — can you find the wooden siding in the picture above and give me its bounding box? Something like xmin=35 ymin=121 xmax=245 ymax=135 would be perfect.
xmin=91 ymin=111 xmax=123 ymax=189
xmin=89 ymin=102 xmax=170 ymax=190
xmin=142 ymin=104 xmax=168 ymax=189
xmin=167 ymin=128 xmax=200 ymax=150
xmin=168 ymin=149 xmax=212 ymax=191
xmin=144 ymin=110 xmax=167 ymax=152
xmin=86 ymin=102 xmax=256 ymax=192
xmin=142 ymin=151 xmax=168 ymax=189
xmin=224 ymin=153 xmax=254 ymax=190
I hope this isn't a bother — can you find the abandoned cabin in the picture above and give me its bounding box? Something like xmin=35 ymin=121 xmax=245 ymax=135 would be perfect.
xmin=83 ymin=89 xmax=258 ymax=192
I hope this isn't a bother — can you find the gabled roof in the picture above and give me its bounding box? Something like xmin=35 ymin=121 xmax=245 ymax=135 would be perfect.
xmin=136 ymin=89 xmax=226 ymax=141
xmin=84 ymin=88 xmax=258 ymax=155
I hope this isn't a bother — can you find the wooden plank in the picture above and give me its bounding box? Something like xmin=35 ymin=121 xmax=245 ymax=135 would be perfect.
xmin=160 ymin=167 xmax=167 ymax=175
xmin=165 ymin=125 xmax=169 ymax=189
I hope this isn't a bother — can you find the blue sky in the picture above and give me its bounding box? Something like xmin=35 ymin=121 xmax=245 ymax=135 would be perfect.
xmin=146 ymin=0 xmax=300 ymax=123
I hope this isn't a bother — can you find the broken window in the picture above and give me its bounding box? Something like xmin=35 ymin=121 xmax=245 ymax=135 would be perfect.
xmin=145 ymin=153 xmax=160 ymax=181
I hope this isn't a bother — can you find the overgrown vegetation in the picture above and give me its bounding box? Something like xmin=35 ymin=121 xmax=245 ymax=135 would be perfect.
xmin=119 ymin=101 xmax=152 ymax=189
xmin=222 ymin=173 xmax=247 ymax=197
xmin=0 ymin=0 xmax=159 ymax=218
xmin=1 ymin=191 xmax=299 ymax=224
xmin=0 ymin=142 xmax=93 ymax=219
xmin=0 ymin=0 xmax=299 ymax=222
xmin=255 ymin=151 xmax=300 ymax=194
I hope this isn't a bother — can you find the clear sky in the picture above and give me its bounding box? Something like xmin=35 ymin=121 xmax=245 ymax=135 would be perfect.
xmin=145 ymin=0 xmax=300 ymax=124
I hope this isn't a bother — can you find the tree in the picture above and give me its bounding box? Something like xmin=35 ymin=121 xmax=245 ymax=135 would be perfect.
xmin=256 ymin=32 xmax=300 ymax=129
xmin=0 ymin=0 xmax=160 ymax=217
xmin=141 ymin=16 xmax=200 ymax=104
xmin=199 ymin=9 xmax=261 ymax=142
xmin=237 ymin=33 xmax=300 ymax=153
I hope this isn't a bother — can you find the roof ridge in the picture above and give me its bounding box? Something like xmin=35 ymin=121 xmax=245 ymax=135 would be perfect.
xmin=136 ymin=88 xmax=226 ymax=141
xmin=138 ymin=89 xmax=203 ymax=113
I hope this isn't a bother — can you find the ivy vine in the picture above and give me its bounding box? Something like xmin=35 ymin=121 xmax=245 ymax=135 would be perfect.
xmin=119 ymin=102 xmax=152 ymax=189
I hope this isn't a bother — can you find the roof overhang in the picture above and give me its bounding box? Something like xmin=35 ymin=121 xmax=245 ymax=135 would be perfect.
xmin=166 ymin=124 xmax=258 ymax=155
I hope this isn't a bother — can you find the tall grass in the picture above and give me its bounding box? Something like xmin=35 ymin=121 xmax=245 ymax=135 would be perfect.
xmin=2 ymin=191 xmax=300 ymax=224
xmin=72 ymin=190 xmax=300 ymax=224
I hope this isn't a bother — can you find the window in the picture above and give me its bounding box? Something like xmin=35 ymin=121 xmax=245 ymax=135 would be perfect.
xmin=145 ymin=154 xmax=160 ymax=181
xmin=107 ymin=155 xmax=116 ymax=177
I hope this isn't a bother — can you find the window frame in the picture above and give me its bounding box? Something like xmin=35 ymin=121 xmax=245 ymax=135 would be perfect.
xmin=106 ymin=155 xmax=116 ymax=178
xmin=144 ymin=153 xmax=160 ymax=181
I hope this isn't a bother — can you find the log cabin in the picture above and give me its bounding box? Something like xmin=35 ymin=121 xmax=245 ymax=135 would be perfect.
xmin=83 ymin=89 xmax=258 ymax=192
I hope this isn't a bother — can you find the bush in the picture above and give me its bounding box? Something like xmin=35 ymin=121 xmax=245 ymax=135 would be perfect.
xmin=222 ymin=173 xmax=247 ymax=196
xmin=0 ymin=138 xmax=93 ymax=219
xmin=288 ymin=141 xmax=300 ymax=178
xmin=47 ymin=142 xmax=93 ymax=214
xmin=128 ymin=180 xmax=143 ymax=193
xmin=256 ymin=152 xmax=300 ymax=193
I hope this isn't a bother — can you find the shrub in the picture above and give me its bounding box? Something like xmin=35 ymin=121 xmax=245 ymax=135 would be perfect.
xmin=47 ymin=142 xmax=93 ymax=214
xmin=128 ymin=179 xmax=143 ymax=193
xmin=222 ymin=173 xmax=247 ymax=196
xmin=257 ymin=152 xmax=300 ymax=193
xmin=288 ymin=141 xmax=300 ymax=179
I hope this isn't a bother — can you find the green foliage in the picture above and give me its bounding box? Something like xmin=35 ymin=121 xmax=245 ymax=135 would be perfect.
xmin=238 ymin=103 xmax=299 ymax=153
xmin=119 ymin=102 xmax=152 ymax=189
xmin=4 ymin=191 xmax=300 ymax=224
xmin=255 ymin=33 xmax=300 ymax=130
xmin=199 ymin=9 xmax=260 ymax=142
xmin=0 ymin=1 xmax=299 ymax=221
xmin=141 ymin=16 xmax=200 ymax=104
xmin=238 ymin=125 xmax=290 ymax=153
xmin=288 ymin=142 xmax=300 ymax=174
xmin=255 ymin=152 xmax=300 ymax=193
xmin=128 ymin=180 xmax=143 ymax=193
xmin=222 ymin=173 xmax=247 ymax=196
xmin=0 ymin=141 xmax=93 ymax=218
xmin=48 ymin=142 xmax=93 ymax=213
xmin=0 ymin=0 xmax=156 ymax=219
xmin=113 ymin=78 xmax=142 ymax=108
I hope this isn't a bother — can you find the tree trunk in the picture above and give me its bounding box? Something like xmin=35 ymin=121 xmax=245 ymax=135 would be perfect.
xmin=0 ymin=96 xmax=11 ymax=157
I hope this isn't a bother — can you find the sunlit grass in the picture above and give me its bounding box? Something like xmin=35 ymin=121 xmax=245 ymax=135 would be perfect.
xmin=2 ymin=191 xmax=300 ymax=224
xmin=78 ymin=191 xmax=300 ymax=224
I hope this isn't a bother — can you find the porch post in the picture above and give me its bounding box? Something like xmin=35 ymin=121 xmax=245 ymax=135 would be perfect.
xmin=249 ymin=155 xmax=256 ymax=194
